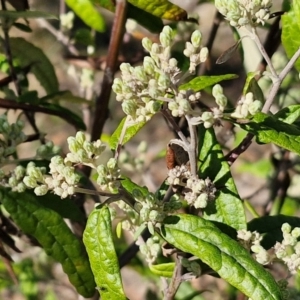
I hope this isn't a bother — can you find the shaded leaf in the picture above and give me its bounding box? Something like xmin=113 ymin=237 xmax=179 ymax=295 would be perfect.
xmin=248 ymin=215 xmax=300 ymax=249
xmin=0 ymin=10 xmax=57 ymax=20
xmin=34 ymin=192 xmax=85 ymax=223
xmin=162 ymin=214 xmax=282 ymax=300
xmin=40 ymin=102 xmax=86 ymax=130
xmin=243 ymin=72 xmax=264 ymax=102
xmin=198 ymin=126 xmax=246 ymax=231
xmin=6 ymin=37 xmax=58 ymax=94
xmin=83 ymin=206 xmax=126 ymax=300
xmin=238 ymin=112 xmax=300 ymax=155
xmin=0 ymin=190 xmax=96 ymax=297
xmin=179 ymin=74 xmax=238 ymax=92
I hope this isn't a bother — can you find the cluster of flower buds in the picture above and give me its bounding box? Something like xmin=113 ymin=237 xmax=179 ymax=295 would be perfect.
xmin=274 ymin=223 xmax=300 ymax=274
xmin=0 ymin=115 xmax=26 ymax=162
xmin=189 ymin=84 xmax=228 ymax=128
xmin=18 ymin=131 xmax=120 ymax=197
xmin=166 ymin=164 xmax=216 ymax=209
xmin=65 ymin=131 xmax=106 ymax=168
xmin=238 ymin=223 xmax=300 ymax=275
xmin=231 ymin=92 xmax=262 ymax=119
xmin=237 ymin=229 xmax=271 ymax=265
xmin=112 ymin=26 xmax=208 ymax=122
xmin=183 ymin=30 xmax=208 ymax=73
xmin=215 ymin=0 xmax=272 ymax=27
xmin=185 ymin=176 xmax=216 ymax=209
xmin=36 ymin=141 xmax=61 ymax=159
xmin=138 ymin=236 xmax=161 ymax=265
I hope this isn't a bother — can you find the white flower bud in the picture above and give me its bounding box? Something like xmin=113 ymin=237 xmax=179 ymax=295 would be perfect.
xmin=191 ymin=30 xmax=202 ymax=48
xmin=142 ymin=37 xmax=153 ymax=52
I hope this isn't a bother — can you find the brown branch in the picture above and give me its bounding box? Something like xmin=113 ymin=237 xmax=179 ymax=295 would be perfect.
xmin=90 ymin=0 xmax=128 ymax=142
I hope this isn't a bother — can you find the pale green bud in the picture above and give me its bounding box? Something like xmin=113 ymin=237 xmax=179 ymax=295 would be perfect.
xmin=143 ymin=57 xmax=156 ymax=74
xmin=8 ymin=176 xmax=18 ymax=187
xmin=162 ymin=26 xmax=173 ymax=39
xmin=120 ymin=62 xmax=132 ymax=74
xmin=134 ymin=66 xmax=147 ymax=82
xmin=212 ymin=84 xmax=223 ymax=97
xmin=151 ymin=43 xmax=160 ymax=55
xmin=282 ymin=223 xmax=291 ymax=234
xmin=248 ymin=100 xmax=262 ymax=115
xmin=142 ymin=37 xmax=152 ymax=52
xmin=14 ymin=165 xmax=25 ymax=180
xmin=201 ymin=111 xmax=214 ymax=122
xmin=158 ymin=73 xmax=170 ymax=90
xmin=112 ymin=78 xmax=123 ymax=94
xmin=34 ymin=185 xmax=48 ymax=196
xmin=169 ymin=58 xmax=178 ymax=68
xmin=200 ymin=47 xmax=208 ymax=62
xmin=194 ymin=193 xmax=208 ymax=208
xmin=107 ymin=157 xmax=118 ymax=170
xmin=23 ymin=176 xmax=37 ymax=188
xmin=122 ymin=100 xmax=137 ymax=118
xmin=245 ymin=93 xmax=254 ymax=105
xmin=75 ymin=131 xmax=86 ymax=145
xmin=146 ymin=100 xmax=160 ymax=114
xmin=191 ymin=30 xmax=202 ymax=48
xmin=67 ymin=137 xmax=79 ymax=153
xmin=160 ymin=32 xmax=171 ymax=48
xmin=15 ymin=182 xmax=26 ymax=193
xmin=292 ymin=228 xmax=300 ymax=238
xmin=215 ymin=95 xmax=227 ymax=108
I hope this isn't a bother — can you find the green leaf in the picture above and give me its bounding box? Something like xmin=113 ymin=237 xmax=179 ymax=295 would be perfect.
xmin=161 ymin=214 xmax=282 ymax=300
xmin=13 ymin=22 xmax=32 ymax=33
xmin=238 ymin=112 xmax=300 ymax=155
xmin=6 ymin=37 xmax=59 ymax=94
xmin=274 ymin=105 xmax=300 ymax=124
xmin=121 ymin=176 xmax=149 ymax=197
xmin=179 ymin=74 xmax=238 ymax=92
xmin=93 ymin=1 xmax=164 ymax=33
xmin=33 ymin=192 xmax=86 ymax=223
xmin=40 ymin=102 xmax=86 ymax=130
xmin=0 ymin=190 xmax=96 ymax=297
xmin=128 ymin=0 xmax=187 ymax=21
xmin=18 ymin=90 xmax=39 ymax=104
xmin=248 ymin=215 xmax=300 ymax=249
xmin=198 ymin=126 xmax=246 ymax=230
xmin=149 ymin=262 xmax=175 ymax=278
xmin=282 ymin=0 xmax=300 ymax=72
xmin=0 ymin=10 xmax=57 ymax=20
xmin=109 ymin=116 xmax=147 ymax=150
xmin=65 ymin=0 xmax=105 ymax=32
xmin=243 ymin=72 xmax=264 ymax=102
xmin=83 ymin=206 xmax=126 ymax=300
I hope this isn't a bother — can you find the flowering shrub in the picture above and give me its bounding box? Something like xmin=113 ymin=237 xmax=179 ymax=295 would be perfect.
xmin=0 ymin=0 xmax=300 ymax=299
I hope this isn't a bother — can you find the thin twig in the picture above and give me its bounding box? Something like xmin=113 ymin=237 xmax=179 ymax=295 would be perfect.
xmin=164 ymin=254 xmax=183 ymax=300
xmin=35 ymin=18 xmax=79 ymax=56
